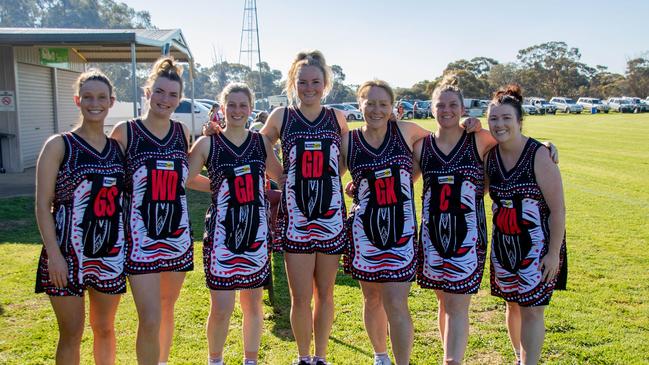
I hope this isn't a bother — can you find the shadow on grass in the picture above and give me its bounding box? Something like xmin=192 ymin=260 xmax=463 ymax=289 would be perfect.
xmin=329 ymin=336 xmax=373 ymax=358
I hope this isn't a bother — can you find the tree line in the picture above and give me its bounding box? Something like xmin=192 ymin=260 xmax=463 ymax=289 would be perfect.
xmin=2 ymin=1 xmax=648 ymax=103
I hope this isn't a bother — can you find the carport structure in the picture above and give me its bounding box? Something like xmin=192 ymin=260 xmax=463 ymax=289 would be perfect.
xmin=0 ymin=28 xmax=196 ymax=173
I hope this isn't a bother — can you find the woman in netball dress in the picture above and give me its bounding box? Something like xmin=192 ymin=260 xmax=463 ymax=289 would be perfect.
xmin=35 ymin=69 xmax=125 ymax=364
xmin=485 ymin=85 xmax=567 ymax=365
xmin=258 ymin=51 xmax=348 ymax=365
xmin=110 ymin=57 xmax=193 ymax=365
xmin=413 ymin=75 xmax=495 ymax=365
xmin=187 ymin=83 xmax=283 ymax=365
xmin=342 ymin=80 xmax=433 ymax=365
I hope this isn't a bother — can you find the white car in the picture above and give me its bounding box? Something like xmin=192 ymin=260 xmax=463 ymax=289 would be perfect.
xmin=327 ymin=104 xmax=363 ymax=121
xmin=172 ymin=99 xmax=211 ymax=136
xmin=550 ymin=97 xmax=583 ymax=114
xmin=577 ymin=97 xmax=609 ymax=113
xmin=522 ymin=104 xmax=539 ymax=115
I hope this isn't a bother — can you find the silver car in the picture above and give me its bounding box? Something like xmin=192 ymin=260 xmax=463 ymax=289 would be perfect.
xmin=550 ymin=97 xmax=583 ymax=114
xmin=606 ymin=98 xmax=634 ymax=113
xmin=577 ymin=97 xmax=609 ymax=113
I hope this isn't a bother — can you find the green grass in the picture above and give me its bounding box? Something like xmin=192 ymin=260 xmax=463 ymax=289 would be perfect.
xmin=1 ymin=113 xmax=649 ymax=364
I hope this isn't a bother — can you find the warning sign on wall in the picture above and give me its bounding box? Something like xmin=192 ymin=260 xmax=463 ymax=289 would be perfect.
xmin=0 ymin=91 xmax=15 ymax=112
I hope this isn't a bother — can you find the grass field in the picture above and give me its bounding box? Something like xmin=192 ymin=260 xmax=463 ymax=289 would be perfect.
xmin=1 ymin=113 xmax=648 ymax=364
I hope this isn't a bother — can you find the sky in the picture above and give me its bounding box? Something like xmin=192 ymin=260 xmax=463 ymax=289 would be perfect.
xmin=121 ymin=0 xmax=649 ymax=88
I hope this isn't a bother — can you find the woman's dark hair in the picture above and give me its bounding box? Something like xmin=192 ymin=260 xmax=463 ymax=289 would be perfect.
xmin=490 ymin=84 xmax=524 ymax=122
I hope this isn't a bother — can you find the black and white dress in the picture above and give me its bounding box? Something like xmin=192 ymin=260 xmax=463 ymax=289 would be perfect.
xmin=274 ymin=106 xmax=347 ymax=254
xmin=36 ymin=133 xmax=126 ymax=296
xmin=345 ymin=122 xmax=417 ymax=282
xmin=202 ymin=132 xmax=271 ymax=290
xmin=417 ymin=132 xmax=487 ymax=294
xmin=123 ymin=119 xmax=193 ymax=274
xmin=485 ymin=138 xmax=567 ymax=306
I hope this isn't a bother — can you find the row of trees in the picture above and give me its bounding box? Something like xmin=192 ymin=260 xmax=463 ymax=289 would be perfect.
xmin=395 ymin=42 xmax=649 ymax=101
xmin=2 ymin=2 xmax=648 ymax=103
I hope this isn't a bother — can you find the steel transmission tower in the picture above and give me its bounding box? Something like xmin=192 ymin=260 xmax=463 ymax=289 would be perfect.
xmin=239 ymin=0 xmax=263 ymax=98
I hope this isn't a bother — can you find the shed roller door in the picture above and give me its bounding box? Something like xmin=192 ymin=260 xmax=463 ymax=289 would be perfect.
xmin=17 ymin=63 xmax=54 ymax=168
xmin=56 ymin=69 xmax=81 ymax=132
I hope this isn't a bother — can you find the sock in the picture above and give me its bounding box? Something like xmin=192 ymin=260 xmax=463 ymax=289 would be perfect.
xmin=374 ymin=352 xmax=390 ymax=364
xmin=243 ymin=359 xmax=257 ymax=365
xmin=312 ymin=356 xmax=326 ymax=364
xmin=159 ymin=363 xmax=168 ymax=365
xmin=209 ymin=357 xmax=224 ymax=365
xmin=298 ymin=355 xmax=311 ymax=364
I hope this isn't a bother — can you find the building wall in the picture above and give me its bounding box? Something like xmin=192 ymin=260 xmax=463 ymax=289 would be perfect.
xmin=0 ymin=46 xmax=20 ymax=172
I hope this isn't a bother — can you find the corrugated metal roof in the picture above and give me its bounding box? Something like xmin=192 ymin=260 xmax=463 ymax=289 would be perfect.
xmin=0 ymin=28 xmax=193 ymax=63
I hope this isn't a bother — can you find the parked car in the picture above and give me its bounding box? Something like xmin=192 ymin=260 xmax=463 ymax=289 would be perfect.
xmin=327 ymin=103 xmax=363 ymax=121
xmin=343 ymin=102 xmax=359 ymax=110
xmin=624 ymin=97 xmax=649 ymax=113
xmin=606 ymin=98 xmax=634 ymax=113
xmin=413 ymin=100 xmax=432 ymax=118
xmin=462 ymin=98 xmax=486 ymax=117
xmin=522 ymin=103 xmax=539 ymax=115
xmin=576 ymin=97 xmax=610 ymax=113
xmin=172 ymin=99 xmax=211 ymax=136
xmin=528 ymin=97 xmax=557 ymax=115
xmin=550 ymin=97 xmax=583 ymax=114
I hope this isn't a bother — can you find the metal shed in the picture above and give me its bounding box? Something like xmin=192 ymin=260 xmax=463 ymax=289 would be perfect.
xmin=0 ymin=28 xmax=195 ymax=173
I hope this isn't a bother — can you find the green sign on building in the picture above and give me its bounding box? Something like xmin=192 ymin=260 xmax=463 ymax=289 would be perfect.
xmin=39 ymin=48 xmax=69 ymax=67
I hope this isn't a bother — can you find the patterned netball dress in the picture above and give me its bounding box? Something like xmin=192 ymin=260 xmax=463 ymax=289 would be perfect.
xmin=124 ymin=119 xmax=193 ymax=274
xmin=345 ymin=122 xmax=418 ymax=282
xmin=36 ymin=133 xmax=126 ymax=296
xmin=417 ymin=132 xmax=487 ymax=294
xmin=274 ymin=106 xmax=347 ymax=254
xmin=485 ymin=138 xmax=567 ymax=306
xmin=202 ymin=132 xmax=271 ymax=290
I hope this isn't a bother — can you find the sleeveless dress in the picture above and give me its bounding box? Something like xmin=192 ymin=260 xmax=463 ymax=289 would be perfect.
xmin=345 ymin=122 xmax=417 ymax=282
xmin=485 ymin=138 xmax=567 ymax=306
xmin=124 ymin=119 xmax=193 ymax=274
xmin=36 ymin=132 xmax=126 ymax=296
xmin=202 ymin=132 xmax=271 ymax=290
xmin=274 ymin=106 xmax=347 ymax=254
xmin=417 ymin=132 xmax=487 ymax=294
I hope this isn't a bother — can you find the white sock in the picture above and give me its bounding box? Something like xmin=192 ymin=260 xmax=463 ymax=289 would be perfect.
xmin=208 ymin=357 xmax=224 ymax=365
xmin=374 ymin=352 xmax=391 ymax=364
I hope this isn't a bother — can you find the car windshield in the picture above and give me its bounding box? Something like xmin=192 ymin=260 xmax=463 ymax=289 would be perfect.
xmin=400 ymin=101 xmax=414 ymax=108
xmin=619 ymin=100 xmax=630 ymax=104
xmin=565 ymin=99 xmax=576 ymax=104
xmin=592 ymin=100 xmax=601 ymax=104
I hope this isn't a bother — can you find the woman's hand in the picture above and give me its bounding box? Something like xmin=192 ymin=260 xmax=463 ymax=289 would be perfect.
xmin=345 ymin=181 xmax=356 ymax=198
xmin=540 ymin=251 xmax=560 ymax=283
xmin=543 ymin=141 xmax=559 ymax=164
xmin=48 ymin=251 xmax=69 ymax=288
xmin=202 ymin=121 xmax=222 ymax=136
xmin=460 ymin=117 xmax=482 ymax=133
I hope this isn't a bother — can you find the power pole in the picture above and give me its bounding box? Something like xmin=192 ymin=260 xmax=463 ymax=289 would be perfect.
xmin=239 ymin=0 xmax=263 ymax=100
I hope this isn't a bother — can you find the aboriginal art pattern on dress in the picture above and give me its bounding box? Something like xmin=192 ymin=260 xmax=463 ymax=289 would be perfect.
xmin=485 ymin=138 xmax=567 ymax=307
xmin=36 ymin=133 xmax=126 ymax=296
xmin=124 ymin=119 xmax=193 ymax=274
xmin=275 ymin=106 xmax=346 ymax=254
xmin=345 ymin=122 xmax=417 ymax=282
xmin=417 ymin=132 xmax=487 ymax=294
xmin=203 ymin=132 xmax=270 ymax=289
